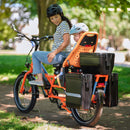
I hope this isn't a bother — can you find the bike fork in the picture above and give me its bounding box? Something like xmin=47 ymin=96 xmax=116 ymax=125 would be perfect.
xmin=20 ymin=62 xmax=33 ymax=93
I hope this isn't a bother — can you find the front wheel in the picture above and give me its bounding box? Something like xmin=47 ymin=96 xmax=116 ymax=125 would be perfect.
xmin=14 ymin=72 xmax=37 ymax=113
xmin=71 ymin=90 xmax=104 ymax=126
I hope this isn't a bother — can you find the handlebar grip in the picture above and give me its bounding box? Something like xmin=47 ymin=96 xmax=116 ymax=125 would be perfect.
xmin=48 ymin=36 xmax=53 ymax=39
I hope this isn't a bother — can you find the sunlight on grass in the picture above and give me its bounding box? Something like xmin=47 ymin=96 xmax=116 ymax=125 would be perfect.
xmin=0 ymin=74 xmax=17 ymax=85
xmin=0 ymin=111 xmax=35 ymax=129
xmin=0 ymin=74 xmax=17 ymax=80
xmin=0 ymin=111 xmax=71 ymax=130
xmin=123 ymin=94 xmax=130 ymax=98
xmin=113 ymin=67 xmax=123 ymax=72
xmin=34 ymin=125 xmax=72 ymax=130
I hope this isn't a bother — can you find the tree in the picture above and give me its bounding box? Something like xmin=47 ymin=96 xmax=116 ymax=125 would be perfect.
xmin=36 ymin=0 xmax=56 ymax=50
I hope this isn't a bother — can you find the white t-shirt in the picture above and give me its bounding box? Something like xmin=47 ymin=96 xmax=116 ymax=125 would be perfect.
xmin=52 ymin=21 xmax=71 ymax=53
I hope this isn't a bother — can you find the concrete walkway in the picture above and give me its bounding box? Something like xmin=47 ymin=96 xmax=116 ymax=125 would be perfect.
xmin=115 ymin=62 xmax=130 ymax=67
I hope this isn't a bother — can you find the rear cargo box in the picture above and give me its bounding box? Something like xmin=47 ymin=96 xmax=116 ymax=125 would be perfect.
xmin=104 ymin=73 xmax=118 ymax=107
xmin=66 ymin=73 xmax=93 ymax=109
xmin=80 ymin=53 xmax=115 ymax=75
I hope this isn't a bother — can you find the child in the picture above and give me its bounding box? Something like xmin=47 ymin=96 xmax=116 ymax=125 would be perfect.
xmin=70 ymin=23 xmax=89 ymax=49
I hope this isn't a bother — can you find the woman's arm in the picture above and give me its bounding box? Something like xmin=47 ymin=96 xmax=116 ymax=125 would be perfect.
xmin=47 ymin=33 xmax=70 ymax=63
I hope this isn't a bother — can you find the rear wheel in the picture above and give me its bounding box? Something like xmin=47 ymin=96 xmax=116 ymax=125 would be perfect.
xmin=71 ymin=90 xmax=104 ymax=126
xmin=14 ymin=72 xmax=37 ymax=113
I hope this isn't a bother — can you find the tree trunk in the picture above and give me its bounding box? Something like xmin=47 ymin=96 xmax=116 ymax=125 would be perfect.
xmin=36 ymin=0 xmax=57 ymax=51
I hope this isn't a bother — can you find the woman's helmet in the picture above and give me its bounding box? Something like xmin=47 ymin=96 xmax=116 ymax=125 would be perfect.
xmin=69 ymin=23 xmax=89 ymax=34
xmin=47 ymin=4 xmax=63 ymax=17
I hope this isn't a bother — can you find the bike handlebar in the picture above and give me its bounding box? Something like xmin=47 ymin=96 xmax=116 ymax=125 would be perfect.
xmin=12 ymin=24 xmax=53 ymax=51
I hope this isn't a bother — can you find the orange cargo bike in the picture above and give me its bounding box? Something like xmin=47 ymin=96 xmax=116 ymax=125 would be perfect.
xmin=13 ymin=25 xmax=118 ymax=126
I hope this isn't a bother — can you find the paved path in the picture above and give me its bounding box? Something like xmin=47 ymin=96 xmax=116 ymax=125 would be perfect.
xmin=115 ymin=62 xmax=130 ymax=67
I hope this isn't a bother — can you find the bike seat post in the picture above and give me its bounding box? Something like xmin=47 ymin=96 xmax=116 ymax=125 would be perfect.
xmin=53 ymin=64 xmax=62 ymax=75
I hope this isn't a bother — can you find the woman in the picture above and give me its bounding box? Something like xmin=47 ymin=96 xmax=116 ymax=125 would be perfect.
xmin=29 ymin=4 xmax=72 ymax=86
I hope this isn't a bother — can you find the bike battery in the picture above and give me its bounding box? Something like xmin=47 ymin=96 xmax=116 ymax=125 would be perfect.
xmin=104 ymin=73 xmax=118 ymax=107
xmin=80 ymin=53 xmax=115 ymax=75
xmin=65 ymin=73 xmax=93 ymax=109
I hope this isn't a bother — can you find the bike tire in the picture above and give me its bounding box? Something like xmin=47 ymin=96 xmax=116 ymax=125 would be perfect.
xmin=14 ymin=72 xmax=37 ymax=113
xmin=71 ymin=90 xmax=104 ymax=126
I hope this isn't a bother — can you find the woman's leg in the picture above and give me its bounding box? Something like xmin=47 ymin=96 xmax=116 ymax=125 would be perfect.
xmin=29 ymin=51 xmax=66 ymax=86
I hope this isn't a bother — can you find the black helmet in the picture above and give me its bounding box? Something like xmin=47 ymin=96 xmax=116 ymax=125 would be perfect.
xmin=47 ymin=4 xmax=63 ymax=17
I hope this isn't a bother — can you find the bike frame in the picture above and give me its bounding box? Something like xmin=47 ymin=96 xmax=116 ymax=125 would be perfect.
xmin=19 ymin=60 xmax=72 ymax=113
xmin=19 ymin=57 xmax=109 ymax=114
xmin=12 ymin=24 xmax=109 ymax=114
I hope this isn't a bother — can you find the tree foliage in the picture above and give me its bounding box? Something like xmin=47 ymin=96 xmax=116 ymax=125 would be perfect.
xmin=58 ymin=0 xmax=130 ymax=16
xmin=0 ymin=0 xmax=130 ymax=50
xmin=0 ymin=0 xmax=15 ymax=42
xmin=0 ymin=0 xmax=36 ymax=45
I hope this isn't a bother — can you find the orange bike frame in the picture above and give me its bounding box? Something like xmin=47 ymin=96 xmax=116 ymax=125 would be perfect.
xmin=91 ymin=74 xmax=108 ymax=102
xmin=20 ymin=61 xmax=71 ymax=113
xmin=20 ymin=62 xmax=33 ymax=93
xmin=20 ymin=60 xmax=108 ymax=113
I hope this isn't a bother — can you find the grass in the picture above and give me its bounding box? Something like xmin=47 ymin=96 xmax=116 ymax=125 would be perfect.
xmin=0 ymin=55 xmax=53 ymax=85
xmin=0 ymin=111 xmax=36 ymax=130
xmin=0 ymin=111 xmax=70 ymax=130
xmin=113 ymin=66 xmax=130 ymax=98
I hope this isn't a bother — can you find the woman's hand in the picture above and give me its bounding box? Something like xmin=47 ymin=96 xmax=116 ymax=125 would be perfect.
xmin=47 ymin=52 xmax=56 ymax=63
xmin=47 ymin=33 xmax=70 ymax=63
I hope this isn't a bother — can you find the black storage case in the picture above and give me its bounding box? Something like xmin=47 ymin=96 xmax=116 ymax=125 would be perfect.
xmin=65 ymin=73 xmax=93 ymax=109
xmin=104 ymin=73 xmax=118 ymax=107
xmin=66 ymin=73 xmax=82 ymax=108
xmin=80 ymin=53 xmax=115 ymax=75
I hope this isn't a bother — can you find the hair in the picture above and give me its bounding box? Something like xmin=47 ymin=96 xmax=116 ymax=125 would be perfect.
xmin=47 ymin=4 xmax=72 ymax=29
xmin=61 ymin=15 xmax=72 ymax=29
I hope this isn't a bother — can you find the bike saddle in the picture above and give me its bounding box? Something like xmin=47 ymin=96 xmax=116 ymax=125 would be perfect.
xmin=53 ymin=64 xmax=62 ymax=68
xmin=53 ymin=58 xmax=66 ymax=75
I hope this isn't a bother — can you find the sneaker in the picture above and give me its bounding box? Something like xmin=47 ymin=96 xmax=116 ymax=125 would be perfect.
xmin=29 ymin=80 xmax=44 ymax=86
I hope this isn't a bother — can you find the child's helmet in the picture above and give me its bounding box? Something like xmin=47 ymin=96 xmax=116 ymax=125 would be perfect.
xmin=47 ymin=4 xmax=63 ymax=17
xmin=70 ymin=23 xmax=89 ymax=34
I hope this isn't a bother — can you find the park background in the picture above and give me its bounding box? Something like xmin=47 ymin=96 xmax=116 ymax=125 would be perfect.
xmin=0 ymin=0 xmax=130 ymax=129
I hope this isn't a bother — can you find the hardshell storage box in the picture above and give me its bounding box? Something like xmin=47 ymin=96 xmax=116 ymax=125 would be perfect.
xmin=65 ymin=73 xmax=93 ymax=109
xmin=104 ymin=73 xmax=118 ymax=107
xmin=80 ymin=53 xmax=115 ymax=75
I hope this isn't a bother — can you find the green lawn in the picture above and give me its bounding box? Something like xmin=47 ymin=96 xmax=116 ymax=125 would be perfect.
xmin=0 ymin=55 xmax=53 ymax=85
xmin=0 ymin=111 xmax=69 ymax=130
xmin=113 ymin=66 xmax=130 ymax=97
xmin=0 ymin=111 xmax=36 ymax=130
